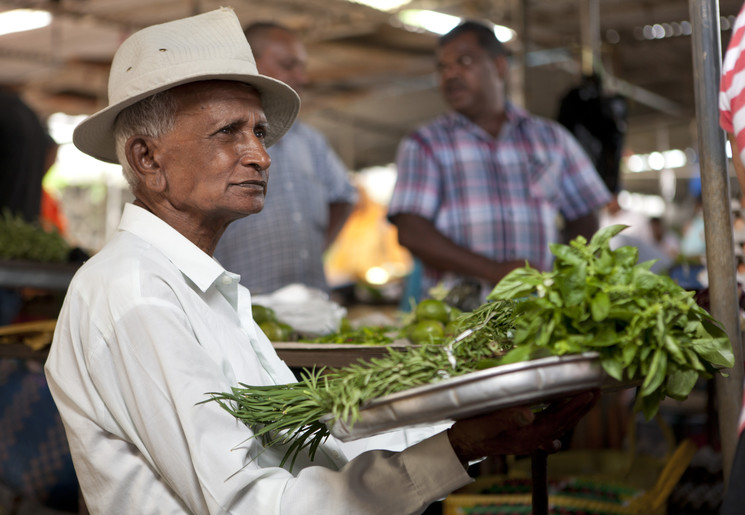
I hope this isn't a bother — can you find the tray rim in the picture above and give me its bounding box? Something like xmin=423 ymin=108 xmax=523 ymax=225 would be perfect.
xmin=321 ymin=351 xmax=621 ymax=440
xmin=360 ymin=351 xmax=601 ymax=409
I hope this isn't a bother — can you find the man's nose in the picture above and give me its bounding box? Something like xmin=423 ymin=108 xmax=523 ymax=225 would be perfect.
xmin=240 ymin=140 xmax=271 ymax=171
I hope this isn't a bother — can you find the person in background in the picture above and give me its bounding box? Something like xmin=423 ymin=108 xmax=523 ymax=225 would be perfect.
xmin=39 ymin=134 xmax=69 ymax=236
xmin=719 ymin=3 xmax=745 ymax=513
xmin=649 ymin=216 xmax=680 ymax=261
xmin=0 ymin=91 xmax=80 ymax=513
xmin=214 ymin=21 xmax=357 ymax=295
xmin=44 ymin=10 xmax=597 ymax=514
xmin=387 ymin=20 xmax=611 ymax=302
xmin=0 ymin=87 xmax=50 ymax=224
xmin=599 ymin=194 xmax=673 ymax=274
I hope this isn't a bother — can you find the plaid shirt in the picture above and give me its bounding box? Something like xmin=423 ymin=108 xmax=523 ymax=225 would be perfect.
xmin=388 ymin=102 xmax=611 ymax=297
xmin=215 ymin=121 xmax=357 ymax=295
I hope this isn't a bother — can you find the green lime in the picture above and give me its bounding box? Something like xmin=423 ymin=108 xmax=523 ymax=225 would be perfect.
xmin=448 ymin=306 xmax=463 ymax=321
xmin=278 ymin=322 xmax=295 ymax=341
xmin=252 ymin=304 xmax=277 ymax=325
xmin=407 ymin=320 xmax=445 ymax=345
xmin=415 ymin=299 xmax=450 ymax=324
xmin=444 ymin=320 xmax=461 ymax=337
xmin=260 ymin=321 xmax=287 ymax=342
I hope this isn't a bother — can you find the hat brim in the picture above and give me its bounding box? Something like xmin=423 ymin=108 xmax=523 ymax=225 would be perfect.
xmin=73 ymin=71 xmax=300 ymax=164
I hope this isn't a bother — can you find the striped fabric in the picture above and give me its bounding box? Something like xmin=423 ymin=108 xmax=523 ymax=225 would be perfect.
xmin=720 ymin=4 xmax=745 ymax=166
xmin=388 ymin=102 xmax=611 ymax=297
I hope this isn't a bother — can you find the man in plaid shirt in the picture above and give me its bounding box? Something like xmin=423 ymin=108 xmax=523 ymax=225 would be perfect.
xmin=388 ymin=20 xmax=611 ymax=301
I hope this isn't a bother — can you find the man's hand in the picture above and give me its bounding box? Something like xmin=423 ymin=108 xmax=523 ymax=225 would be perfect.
xmin=447 ymin=390 xmax=599 ymax=464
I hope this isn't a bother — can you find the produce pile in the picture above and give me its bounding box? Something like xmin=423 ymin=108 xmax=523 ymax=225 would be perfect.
xmin=206 ymin=225 xmax=734 ymax=467
xmin=488 ymin=224 xmax=733 ymax=419
xmin=0 ymin=210 xmax=70 ymax=263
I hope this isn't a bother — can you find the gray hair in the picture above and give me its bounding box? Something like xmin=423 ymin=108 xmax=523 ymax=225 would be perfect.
xmin=113 ymin=90 xmax=178 ymax=188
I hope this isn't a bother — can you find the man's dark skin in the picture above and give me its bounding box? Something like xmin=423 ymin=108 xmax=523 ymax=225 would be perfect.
xmin=391 ymin=30 xmax=600 ymax=286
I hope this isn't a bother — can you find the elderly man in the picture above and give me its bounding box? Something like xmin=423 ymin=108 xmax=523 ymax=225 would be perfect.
xmin=45 ymin=9 xmax=595 ymax=515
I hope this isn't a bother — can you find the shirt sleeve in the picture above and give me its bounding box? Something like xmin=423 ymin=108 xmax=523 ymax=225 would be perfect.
xmin=306 ymin=125 xmax=358 ymax=205
xmin=388 ymin=132 xmax=443 ymax=222
xmin=552 ymin=123 xmax=612 ymax=221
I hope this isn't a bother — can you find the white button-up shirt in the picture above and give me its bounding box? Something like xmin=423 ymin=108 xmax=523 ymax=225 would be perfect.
xmin=45 ymin=203 xmax=469 ymax=515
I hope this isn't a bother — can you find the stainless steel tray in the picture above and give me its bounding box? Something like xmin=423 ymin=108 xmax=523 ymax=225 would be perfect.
xmin=324 ymin=352 xmax=627 ymax=441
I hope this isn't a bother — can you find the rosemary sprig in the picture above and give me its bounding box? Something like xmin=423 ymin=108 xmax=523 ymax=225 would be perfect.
xmin=204 ymin=298 xmax=517 ymax=469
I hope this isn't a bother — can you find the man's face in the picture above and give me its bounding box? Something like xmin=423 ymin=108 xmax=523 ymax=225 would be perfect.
xmin=255 ymin=28 xmax=309 ymax=95
xmin=149 ymin=80 xmax=272 ymax=228
xmin=436 ymin=32 xmax=506 ymax=118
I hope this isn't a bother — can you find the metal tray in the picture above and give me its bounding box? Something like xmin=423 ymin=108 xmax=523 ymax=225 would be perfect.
xmin=324 ymin=352 xmax=627 ymax=441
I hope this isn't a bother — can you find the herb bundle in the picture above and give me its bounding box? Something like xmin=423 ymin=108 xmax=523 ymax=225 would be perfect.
xmin=299 ymin=325 xmax=397 ymax=345
xmin=207 ymin=224 xmax=734 ymax=466
xmin=489 ymin=224 xmax=734 ymax=419
xmin=0 ymin=210 xmax=70 ymax=263
xmin=205 ymin=299 xmax=517 ymax=467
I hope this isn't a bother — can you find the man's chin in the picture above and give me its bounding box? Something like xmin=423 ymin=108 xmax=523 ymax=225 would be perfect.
xmin=229 ymin=201 xmax=265 ymax=222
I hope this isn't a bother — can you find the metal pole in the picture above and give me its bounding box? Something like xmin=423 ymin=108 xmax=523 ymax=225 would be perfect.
xmin=579 ymin=0 xmax=600 ymax=77
xmin=689 ymin=0 xmax=743 ymax=486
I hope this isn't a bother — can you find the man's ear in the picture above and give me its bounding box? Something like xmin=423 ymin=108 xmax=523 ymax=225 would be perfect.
xmin=125 ymin=135 xmax=166 ymax=192
xmin=494 ymin=55 xmax=510 ymax=80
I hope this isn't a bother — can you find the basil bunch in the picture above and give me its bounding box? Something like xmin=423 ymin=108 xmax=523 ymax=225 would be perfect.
xmin=489 ymin=224 xmax=734 ymax=419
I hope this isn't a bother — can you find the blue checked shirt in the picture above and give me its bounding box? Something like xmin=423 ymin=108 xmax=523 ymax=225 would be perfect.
xmin=388 ymin=102 xmax=611 ymax=297
xmin=215 ymin=122 xmax=357 ymax=294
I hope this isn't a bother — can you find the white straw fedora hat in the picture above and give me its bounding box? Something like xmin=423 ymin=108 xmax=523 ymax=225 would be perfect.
xmin=73 ymin=7 xmax=300 ymax=164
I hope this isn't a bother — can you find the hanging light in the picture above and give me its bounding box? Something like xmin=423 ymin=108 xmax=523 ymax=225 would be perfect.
xmin=0 ymin=9 xmax=52 ymax=37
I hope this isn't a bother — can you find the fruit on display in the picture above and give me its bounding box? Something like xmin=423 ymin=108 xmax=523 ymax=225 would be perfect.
xmin=407 ymin=319 xmax=445 ymax=345
xmin=414 ymin=299 xmax=451 ymax=325
xmin=259 ymin=321 xmax=288 ymax=342
xmin=252 ymin=304 xmax=277 ymax=325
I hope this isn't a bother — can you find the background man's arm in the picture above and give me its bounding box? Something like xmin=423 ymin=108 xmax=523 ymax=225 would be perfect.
xmin=325 ymin=201 xmax=355 ymax=249
xmin=563 ymin=211 xmax=600 ymax=244
xmin=391 ymin=213 xmax=525 ymax=286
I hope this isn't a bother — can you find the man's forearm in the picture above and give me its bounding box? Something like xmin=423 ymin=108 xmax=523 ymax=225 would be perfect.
xmin=563 ymin=211 xmax=601 ymax=244
xmin=391 ymin=213 xmax=524 ymax=286
xmin=325 ymin=202 xmax=355 ymax=249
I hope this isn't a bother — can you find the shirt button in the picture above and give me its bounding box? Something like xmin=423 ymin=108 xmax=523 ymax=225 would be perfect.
xmin=221 ymin=276 xmax=233 ymax=285
xmin=299 ymin=249 xmax=309 ymax=259
xmin=292 ymin=212 xmax=302 ymax=223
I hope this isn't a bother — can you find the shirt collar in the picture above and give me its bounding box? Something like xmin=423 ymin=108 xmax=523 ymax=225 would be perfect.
xmin=446 ymin=101 xmax=529 ymax=134
xmin=117 ymin=203 xmax=226 ymax=292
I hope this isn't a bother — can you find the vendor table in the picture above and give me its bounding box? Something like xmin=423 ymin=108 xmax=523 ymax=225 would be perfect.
xmin=0 ymin=260 xmax=79 ymax=290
